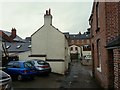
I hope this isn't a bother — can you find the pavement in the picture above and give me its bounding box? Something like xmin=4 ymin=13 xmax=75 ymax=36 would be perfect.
xmin=59 ymin=60 xmax=102 ymax=89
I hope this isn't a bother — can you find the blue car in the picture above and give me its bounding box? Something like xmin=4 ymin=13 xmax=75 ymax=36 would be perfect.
xmin=3 ymin=61 xmax=37 ymax=81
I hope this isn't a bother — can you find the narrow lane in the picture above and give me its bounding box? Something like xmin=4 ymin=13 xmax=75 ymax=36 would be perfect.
xmin=12 ymin=73 xmax=64 ymax=89
xmin=60 ymin=61 xmax=102 ymax=88
xmin=12 ymin=60 xmax=102 ymax=89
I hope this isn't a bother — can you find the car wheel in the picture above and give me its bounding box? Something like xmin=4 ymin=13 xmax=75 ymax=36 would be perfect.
xmin=17 ymin=75 xmax=22 ymax=81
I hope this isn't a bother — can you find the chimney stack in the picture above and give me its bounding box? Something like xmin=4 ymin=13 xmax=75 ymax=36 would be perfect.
xmin=44 ymin=8 xmax=52 ymax=25
xmin=11 ymin=28 xmax=16 ymax=39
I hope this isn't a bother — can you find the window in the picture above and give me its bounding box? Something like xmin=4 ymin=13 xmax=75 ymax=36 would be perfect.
xmin=70 ymin=47 xmax=73 ymax=51
xmin=75 ymin=47 xmax=78 ymax=51
xmin=87 ymin=40 xmax=90 ymax=44
xmin=71 ymin=40 xmax=74 ymax=44
xmin=96 ymin=2 xmax=100 ymax=32
xmin=77 ymin=40 xmax=79 ymax=44
xmin=16 ymin=45 xmax=22 ymax=49
xmin=6 ymin=45 xmax=11 ymax=49
xmin=13 ymin=62 xmax=20 ymax=68
xmin=97 ymin=39 xmax=101 ymax=72
xmin=81 ymin=40 xmax=84 ymax=44
xmin=7 ymin=62 xmax=14 ymax=68
xmin=28 ymin=45 xmax=31 ymax=48
xmin=24 ymin=62 xmax=34 ymax=68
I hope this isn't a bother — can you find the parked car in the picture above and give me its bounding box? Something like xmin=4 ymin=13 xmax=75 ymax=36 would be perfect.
xmin=27 ymin=59 xmax=51 ymax=75
xmin=0 ymin=70 xmax=12 ymax=90
xmin=3 ymin=61 xmax=37 ymax=81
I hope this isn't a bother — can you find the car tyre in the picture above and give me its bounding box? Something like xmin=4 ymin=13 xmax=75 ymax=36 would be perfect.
xmin=17 ymin=75 xmax=22 ymax=81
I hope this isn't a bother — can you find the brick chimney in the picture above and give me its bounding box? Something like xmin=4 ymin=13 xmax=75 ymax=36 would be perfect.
xmin=11 ymin=28 xmax=16 ymax=39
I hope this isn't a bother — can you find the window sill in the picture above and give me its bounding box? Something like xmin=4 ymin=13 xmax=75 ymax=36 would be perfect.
xmin=97 ymin=67 xmax=101 ymax=72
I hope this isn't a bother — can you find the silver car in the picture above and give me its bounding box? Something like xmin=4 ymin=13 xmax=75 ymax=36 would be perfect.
xmin=27 ymin=59 xmax=51 ymax=75
xmin=0 ymin=70 xmax=12 ymax=90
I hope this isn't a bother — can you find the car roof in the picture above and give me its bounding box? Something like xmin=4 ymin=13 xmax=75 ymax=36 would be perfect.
xmin=28 ymin=59 xmax=44 ymax=61
xmin=9 ymin=60 xmax=26 ymax=63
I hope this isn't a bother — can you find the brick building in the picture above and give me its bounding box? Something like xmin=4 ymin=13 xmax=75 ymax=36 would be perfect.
xmin=69 ymin=29 xmax=91 ymax=46
xmin=89 ymin=1 xmax=120 ymax=89
xmin=0 ymin=28 xmax=31 ymax=66
xmin=68 ymin=29 xmax=91 ymax=60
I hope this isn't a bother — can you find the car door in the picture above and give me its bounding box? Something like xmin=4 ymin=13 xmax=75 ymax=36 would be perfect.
xmin=4 ymin=62 xmax=14 ymax=75
xmin=12 ymin=62 xmax=21 ymax=75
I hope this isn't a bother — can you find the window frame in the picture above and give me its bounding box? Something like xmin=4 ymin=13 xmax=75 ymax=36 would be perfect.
xmin=96 ymin=2 xmax=100 ymax=33
xmin=70 ymin=47 xmax=73 ymax=51
xmin=75 ymin=47 xmax=78 ymax=51
xmin=96 ymin=39 xmax=102 ymax=72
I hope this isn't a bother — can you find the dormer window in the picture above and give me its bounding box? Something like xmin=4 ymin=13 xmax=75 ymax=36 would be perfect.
xmin=28 ymin=45 xmax=31 ymax=48
xmin=16 ymin=45 xmax=22 ymax=49
xmin=6 ymin=45 xmax=11 ymax=49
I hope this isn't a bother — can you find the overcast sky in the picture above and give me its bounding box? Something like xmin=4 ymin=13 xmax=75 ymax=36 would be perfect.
xmin=0 ymin=0 xmax=93 ymax=39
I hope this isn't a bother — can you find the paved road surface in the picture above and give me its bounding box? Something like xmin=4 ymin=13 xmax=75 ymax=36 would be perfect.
xmin=60 ymin=61 xmax=102 ymax=89
xmin=12 ymin=61 xmax=102 ymax=89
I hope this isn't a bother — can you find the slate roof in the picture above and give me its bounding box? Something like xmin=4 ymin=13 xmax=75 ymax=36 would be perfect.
xmin=106 ymin=36 xmax=120 ymax=49
xmin=69 ymin=33 xmax=90 ymax=40
xmin=0 ymin=30 xmax=24 ymax=42
xmin=0 ymin=29 xmax=31 ymax=53
xmin=5 ymin=41 xmax=31 ymax=53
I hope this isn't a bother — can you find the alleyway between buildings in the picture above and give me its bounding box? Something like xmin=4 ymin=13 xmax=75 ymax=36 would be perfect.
xmin=13 ymin=60 xmax=102 ymax=89
xmin=60 ymin=60 xmax=102 ymax=89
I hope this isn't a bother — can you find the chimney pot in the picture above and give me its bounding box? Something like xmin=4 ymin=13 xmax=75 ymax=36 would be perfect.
xmin=46 ymin=10 xmax=48 ymax=15
xmin=49 ymin=8 xmax=51 ymax=15
xmin=11 ymin=28 xmax=16 ymax=39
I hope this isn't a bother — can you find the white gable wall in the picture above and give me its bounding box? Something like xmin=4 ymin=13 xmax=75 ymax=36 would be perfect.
xmin=32 ymin=26 xmax=47 ymax=55
xmin=32 ymin=25 xmax=65 ymax=60
xmin=31 ymin=25 xmax=68 ymax=74
xmin=19 ymin=51 xmax=30 ymax=60
xmin=31 ymin=10 xmax=70 ymax=74
xmin=47 ymin=26 xmax=65 ymax=59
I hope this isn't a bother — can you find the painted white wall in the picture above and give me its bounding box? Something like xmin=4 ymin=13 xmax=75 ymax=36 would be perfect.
xmin=32 ymin=26 xmax=47 ymax=55
xmin=19 ymin=51 xmax=30 ymax=60
xmin=64 ymin=38 xmax=70 ymax=70
xmin=32 ymin=25 xmax=69 ymax=74
xmin=32 ymin=25 xmax=65 ymax=60
xmin=46 ymin=26 xmax=65 ymax=60
xmin=19 ymin=51 xmax=46 ymax=61
xmin=28 ymin=57 xmax=46 ymax=61
xmin=82 ymin=51 xmax=91 ymax=59
xmin=48 ymin=61 xmax=65 ymax=74
xmin=69 ymin=45 xmax=81 ymax=54
xmin=31 ymin=10 xmax=70 ymax=74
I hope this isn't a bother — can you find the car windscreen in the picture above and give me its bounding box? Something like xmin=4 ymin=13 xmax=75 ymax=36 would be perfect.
xmin=24 ymin=62 xmax=34 ymax=68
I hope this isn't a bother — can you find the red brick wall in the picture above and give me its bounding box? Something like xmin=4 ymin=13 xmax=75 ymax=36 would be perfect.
xmin=90 ymin=2 xmax=110 ymax=88
xmin=105 ymin=2 xmax=120 ymax=89
xmin=2 ymin=32 xmax=13 ymax=42
xmin=113 ymin=49 xmax=120 ymax=89
xmin=69 ymin=39 xmax=91 ymax=46
xmin=90 ymin=2 xmax=120 ymax=88
xmin=90 ymin=2 xmax=120 ymax=89
xmin=105 ymin=2 xmax=119 ymax=43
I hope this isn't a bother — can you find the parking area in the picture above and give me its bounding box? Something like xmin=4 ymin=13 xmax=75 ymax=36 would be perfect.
xmin=12 ymin=73 xmax=64 ymax=89
xmin=12 ymin=61 xmax=102 ymax=89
